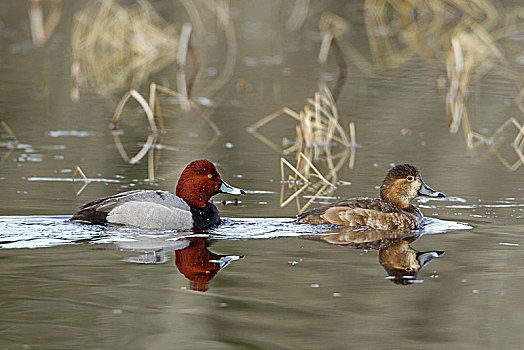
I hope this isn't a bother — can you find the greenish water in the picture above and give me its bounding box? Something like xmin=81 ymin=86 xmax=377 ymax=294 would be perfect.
xmin=0 ymin=1 xmax=523 ymax=349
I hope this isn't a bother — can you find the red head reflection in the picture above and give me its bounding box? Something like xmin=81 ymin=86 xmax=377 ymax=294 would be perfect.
xmin=175 ymin=237 xmax=221 ymax=292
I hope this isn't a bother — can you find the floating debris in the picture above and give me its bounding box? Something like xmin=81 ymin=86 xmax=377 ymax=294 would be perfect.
xmin=26 ymin=165 xmax=120 ymax=196
xmin=410 ymin=280 xmax=424 ymax=284
xmin=245 ymin=190 xmax=275 ymax=194
xmin=48 ymin=130 xmax=93 ymax=138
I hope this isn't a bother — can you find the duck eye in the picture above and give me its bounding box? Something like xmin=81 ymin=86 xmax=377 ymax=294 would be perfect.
xmin=207 ymin=174 xmax=213 ymax=179
xmin=407 ymin=176 xmax=414 ymax=181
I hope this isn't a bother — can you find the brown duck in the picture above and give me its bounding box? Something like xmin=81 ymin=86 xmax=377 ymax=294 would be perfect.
xmin=379 ymin=239 xmax=445 ymax=285
xmin=296 ymin=164 xmax=445 ymax=230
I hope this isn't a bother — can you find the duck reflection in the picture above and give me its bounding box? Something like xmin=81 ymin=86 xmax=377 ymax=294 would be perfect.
xmin=175 ymin=237 xmax=243 ymax=292
xmin=112 ymin=236 xmax=243 ymax=292
xmin=379 ymin=238 xmax=444 ymax=285
xmin=307 ymin=228 xmax=444 ymax=285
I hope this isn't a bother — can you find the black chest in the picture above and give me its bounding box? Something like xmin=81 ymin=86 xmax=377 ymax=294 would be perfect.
xmin=190 ymin=203 xmax=220 ymax=230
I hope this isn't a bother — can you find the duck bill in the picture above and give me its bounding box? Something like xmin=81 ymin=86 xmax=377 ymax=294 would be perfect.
xmin=218 ymin=180 xmax=245 ymax=195
xmin=417 ymin=180 xmax=445 ymax=198
xmin=417 ymin=251 xmax=445 ymax=268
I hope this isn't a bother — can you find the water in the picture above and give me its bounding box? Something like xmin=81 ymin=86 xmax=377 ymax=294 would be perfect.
xmin=1 ymin=0 xmax=524 ymax=349
xmin=0 ymin=216 xmax=470 ymax=249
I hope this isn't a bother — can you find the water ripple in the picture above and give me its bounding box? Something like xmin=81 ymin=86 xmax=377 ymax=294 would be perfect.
xmin=0 ymin=215 xmax=471 ymax=249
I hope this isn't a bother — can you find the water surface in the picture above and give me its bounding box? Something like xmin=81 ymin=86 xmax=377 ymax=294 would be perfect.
xmin=1 ymin=1 xmax=523 ymax=349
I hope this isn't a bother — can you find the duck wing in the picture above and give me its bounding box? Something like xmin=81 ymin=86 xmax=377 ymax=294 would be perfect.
xmin=297 ymin=198 xmax=415 ymax=230
xmin=71 ymin=190 xmax=191 ymax=227
xmin=78 ymin=190 xmax=189 ymax=212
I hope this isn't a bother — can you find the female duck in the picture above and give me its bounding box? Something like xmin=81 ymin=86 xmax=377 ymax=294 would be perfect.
xmin=297 ymin=164 xmax=445 ymax=230
xmin=70 ymin=160 xmax=245 ymax=230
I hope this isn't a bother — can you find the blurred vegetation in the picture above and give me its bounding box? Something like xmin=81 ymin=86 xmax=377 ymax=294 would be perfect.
xmin=12 ymin=0 xmax=523 ymax=202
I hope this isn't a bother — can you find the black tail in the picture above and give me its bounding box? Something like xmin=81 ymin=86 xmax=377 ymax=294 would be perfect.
xmin=70 ymin=209 xmax=108 ymax=225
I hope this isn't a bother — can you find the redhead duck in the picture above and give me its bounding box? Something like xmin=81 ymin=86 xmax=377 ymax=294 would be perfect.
xmin=297 ymin=164 xmax=445 ymax=230
xmin=70 ymin=160 xmax=245 ymax=230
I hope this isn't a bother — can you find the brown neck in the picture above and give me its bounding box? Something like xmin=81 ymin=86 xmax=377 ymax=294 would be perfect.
xmin=380 ymin=185 xmax=410 ymax=209
xmin=176 ymin=184 xmax=209 ymax=208
xmin=402 ymin=204 xmax=422 ymax=217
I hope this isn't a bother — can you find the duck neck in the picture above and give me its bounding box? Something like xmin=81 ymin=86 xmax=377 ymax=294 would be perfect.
xmin=402 ymin=204 xmax=422 ymax=218
xmin=176 ymin=184 xmax=208 ymax=208
xmin=380 ymin=185 xmax=410 ymax=210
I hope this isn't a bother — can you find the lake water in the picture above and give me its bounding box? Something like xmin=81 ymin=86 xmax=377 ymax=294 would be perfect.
xmin=1 ymin=1 xmax=523 ymax=349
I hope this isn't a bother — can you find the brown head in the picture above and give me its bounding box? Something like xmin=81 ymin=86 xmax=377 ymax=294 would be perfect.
xmin=175 ymin=237 xmax=220 ymax=292
xmin=379 ymin=239 xmax=445 ymax=285
xmin=176 ymin=160 xmax=245 ymax=208
xmin=380 ymin=164 xmax=445 ymax=209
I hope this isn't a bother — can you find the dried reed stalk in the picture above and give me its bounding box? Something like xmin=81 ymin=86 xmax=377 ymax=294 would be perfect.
xmin=29 ymin=0 xmax=45 ymax=46
xmin=177 ymin=23 xmax=193 ymax=112
xmin=252 ymin=84 xmax=356 ymax=205
xmin=517 ymin=87 xmax=524 ymax=115
xmin=442 ymin=8 xmax=524 ymax=170
xmin=312 ymin=0 xmax=522 ymax=171
xmin=280 ymin=152 xmax=341 ymax=211
xmin=148 ymin=133 xmax=164 ymax=182
xmin=1 ymin=121 xmax=17 ymax=141
xmin=70 ymin=62 xmax=80 ymax=102
xmin=0 ymin=121 xmax=18 ymax=164
xmin=110 ymin=86 xmax=163 ymax=166
xmin=28 ymin=0 xmax=63 ymax=47
xmin=71 ymin=0 xmax=178 ymax=96
xmin=489 ymin=118 xmax=524 ymax=171
xmin=112 ymin=131 xmax=158 ymax=165
xmin=446 ymin=37 xmax=465 ymax=134
xmin=72 ymin=165 xmax=89 ymax=195
xmin=179 ymin=0 xmax=206 ymax=37
xmin=361 ymin=0 xmax=505 ymax=70
xmin=318 ymin=12 xmax=349 ymax=64
xmin=198 ymin=1 xmax=237 ymax=99
xmin=112 ymin=89 xmax=157 ymax=133
xmin=286 ymin=0 xmax=310 ymax=31
xmin=251 ymin=85 xmax=353 ymax=154
xmin=296 ymin=152 xmax=333 ymax=185
xmin=280 ymin=157 xmax=310 ymax=208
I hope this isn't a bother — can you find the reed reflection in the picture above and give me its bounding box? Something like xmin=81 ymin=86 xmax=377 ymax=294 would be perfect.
xmin=307 ymin=228 xmax=444 ymax=285
xmin=112 ymin=236 xmax=243 ymax=292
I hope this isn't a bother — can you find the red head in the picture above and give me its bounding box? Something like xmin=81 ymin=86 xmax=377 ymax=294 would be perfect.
xmin=175 ymin=237 xmax=220 ymax=292
xmin=176 ymin=160 xmax=244 ymax=208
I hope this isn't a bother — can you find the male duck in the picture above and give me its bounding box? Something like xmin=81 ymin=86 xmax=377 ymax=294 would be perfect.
xmin=297 ymin=164 xmax=445 ymax=230
xmin=70 ymin=160 xmax=245 ymax=230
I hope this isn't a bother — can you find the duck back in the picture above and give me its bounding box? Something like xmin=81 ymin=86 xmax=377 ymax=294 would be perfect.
xmin=297 ymin=198 xmax=418 ymax=230
xmin=71 ymin=190 xmax=195 ymax=229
